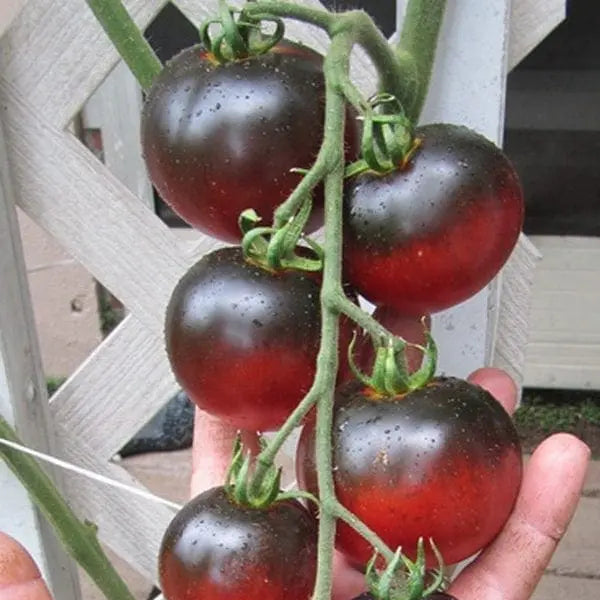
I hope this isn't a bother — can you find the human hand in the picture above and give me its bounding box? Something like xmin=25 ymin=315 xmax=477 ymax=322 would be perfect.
xmin=190 ymin=367 xmax=590 ymax=600
xmin=0 ymin=531 xmax=52 ymax=600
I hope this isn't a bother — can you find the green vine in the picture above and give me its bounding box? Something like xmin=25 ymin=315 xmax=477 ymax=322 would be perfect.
xmin=0 ymin=417 xmax=136 ymax=600
xmin=1 ymin=2 xmax=448 ymax=599
xmin=86 ymin=0 xmax=162 ymax=91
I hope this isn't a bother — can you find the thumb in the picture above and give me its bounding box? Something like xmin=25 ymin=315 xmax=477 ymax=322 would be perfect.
xmin=0 ymin=532 xmax=53 ymax=600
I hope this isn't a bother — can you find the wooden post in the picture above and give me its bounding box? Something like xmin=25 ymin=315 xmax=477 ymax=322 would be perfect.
xmin=0 ymin=120 xmax=81 ymax=599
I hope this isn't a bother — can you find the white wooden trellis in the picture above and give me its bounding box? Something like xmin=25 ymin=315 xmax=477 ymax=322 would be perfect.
xmin=0 ymin=0 xmax=565 ymax=598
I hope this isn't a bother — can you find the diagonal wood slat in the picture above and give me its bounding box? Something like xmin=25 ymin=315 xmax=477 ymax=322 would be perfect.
xmin=0 ymin=79 xmax=196 ymax=329
xmin=508 ymin=0 xmax=565 ymax=70
xmin=50 ymin=315 xmax=179 ymax=460
xmin=0 ymin=0 xmax=166 ymax=129
xmin=59 ymin=434 xmax=176 ymax=582
xmin=490 ymin=234 xmax=542 ymax=389
xmin=0 ymin=0 xmax=564 ymax=587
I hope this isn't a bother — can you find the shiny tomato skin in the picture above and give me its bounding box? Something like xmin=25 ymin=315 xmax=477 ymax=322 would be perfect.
xmin=159 ymin=486 xmax=318 ymax=600
xmin=343 ymin=123 xmax=524 ymax=315
xmin=165 ymin=247 xmax=354 ymax=431
xmin=296 ymin=377 xmax=522 ymax=567
xmin=142 ymin=41 xmax=358 ymax=242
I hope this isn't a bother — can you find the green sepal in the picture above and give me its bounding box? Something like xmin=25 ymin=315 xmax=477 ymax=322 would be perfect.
xmin=344 ymin=158 xmax=372 ymax=179
xmin=358 ymin=93 xmax=417 ymax=174
xmin=349 ymin=318 xmax=437 ymax=397
xmin=276 ymin=489 xmax=320 ymax=507
xmin=225 ymin=435 xmax=291 ymax=510
xmin=237 ymin=4 xmax=284 ymax=56
xmin=406 ymin=329 xmax=437 ymax=391
xmin=218 ymin=0 xmax=248 ymax=58
xmin=347 ymin=331 xmax=379 ymax=390
xmin=240 ymin=200 xmax=323 ymax=273
xmin=364 ymin=538 xmax=447 ymax=600
xmin=198 ymin=1 xmax=285 ymax=64
xmin=267 ymin=196 xmax=313 ymax=268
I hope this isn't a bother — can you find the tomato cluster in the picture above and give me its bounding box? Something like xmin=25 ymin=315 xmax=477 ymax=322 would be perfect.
xmin=142 ymin=40 xmax=358 ymax=242
xmin=145 ymin=20 xmax=524 ymax=600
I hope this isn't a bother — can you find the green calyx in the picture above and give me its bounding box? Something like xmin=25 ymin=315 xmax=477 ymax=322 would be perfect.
xmin=225 ymin=436 xmax=319 ymax=509
xmin=199 ymin=0 xmax=285 ymax=62
xmin=349 ymin=323 xmax=437 ymax=397
xmin=345 ymin=93 xmax=422 ymax=178
xmin=366 ymin=538 xmax=448 ymax=600
xmin=239 ymin=203 xmax=324 ymax=273
xmin=226 ymin=436 xmax=282 ymax=508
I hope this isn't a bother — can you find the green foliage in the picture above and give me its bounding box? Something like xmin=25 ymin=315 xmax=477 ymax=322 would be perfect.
xmin=46 ymin=376 xmax=67 ymax=397
xmin=514 ymin=390 xmax=600 ymax=436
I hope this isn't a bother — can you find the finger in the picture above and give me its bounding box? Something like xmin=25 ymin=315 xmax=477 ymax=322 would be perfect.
xmin=190 ymin=408 xmax=261 ymax=497
xmin=467 ymin=367 xmax=518 ymax=415
xmin=449 ymin=433 xmax=590 ymax=600
xmin=0 ymin=532 xmax=52 ymax=600
xmin=331 ymin=551 xmax=366 ymax=600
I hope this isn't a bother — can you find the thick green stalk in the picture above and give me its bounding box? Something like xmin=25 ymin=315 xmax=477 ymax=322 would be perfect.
xmin=397 ymin=0 xmax=447 ymax=122
xmin=0 ymin=417 xmax=136 ymax=600
xmin=333 ymin=502 xmax=394 ymax=562
xmin=310 ymin=32 xmax=352 ymax=600
xmin=86 ymin=0 xmax=162 ymax=91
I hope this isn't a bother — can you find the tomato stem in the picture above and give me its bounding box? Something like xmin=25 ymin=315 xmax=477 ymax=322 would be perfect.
xmin=0 ymin=417 xmax=136 ymax=600
xmin=396 ymin=0 xmax=447 ymax=122
xmin=334 ymin=294 xmax=390 ymax=341
xmin=85 ymin=0 xmax=162 ymax=91
xmin=332 ymin=502 xmax=395 ymax=562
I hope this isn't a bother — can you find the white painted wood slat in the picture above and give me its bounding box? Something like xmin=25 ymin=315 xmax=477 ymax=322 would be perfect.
xmin=508 ymin=0 xmax=565 ymax=70
xmin=81 ymin=60 xmax=155 ymax=208
xmin=0 ymin=80 xmax=193 ymax=330
xmin=0 ymin=0 xmax=165 ymax=129
xmin=60 ymin=434 xmax=177 ymax=582
xmin=409 ymin=0 xmax=515 ymax=377
xmin=0 ymin=117 xmax=81 ymax=599
xmin=50 ymin=315 xmax=179 ymax=460
xmin=524 ymin=235 xmax=600 ymax=390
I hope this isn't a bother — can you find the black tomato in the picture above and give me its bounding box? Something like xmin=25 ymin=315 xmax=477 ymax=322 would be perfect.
xmin=165 ymin=247 xmax=354 ymax=431
xmin=342 ymin=123 xmax=524 ymax=315
xmin=142 ymin=41 xmax=359 ymax=242
xmin=159 ymin=486 xmax=318 ymax=600
xmin=296 ymin=377 xmax=522 ymax=568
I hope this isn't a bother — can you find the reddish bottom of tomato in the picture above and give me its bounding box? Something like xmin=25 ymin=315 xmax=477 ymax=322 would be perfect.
xmin=174 ymin=344 xmax=316 ymax=430
xmin=334 ymin=442 xmax=521 ymax=567
xmin=343 ymin=188 xmax=522 ymax=315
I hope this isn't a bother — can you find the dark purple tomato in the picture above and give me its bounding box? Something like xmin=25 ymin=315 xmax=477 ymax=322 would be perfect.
xmin=343 ymin=123 xmax=524 ymax=315
xmin=297 ymin=377 xmax=522 ymax=568
xmin=142 ymin=41 xmax=359 ymax=242
xmin=159 ymin=486 xmax=318 ymax=600
xmin=165 ymin=246 xmax=354 ymax=431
